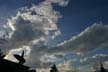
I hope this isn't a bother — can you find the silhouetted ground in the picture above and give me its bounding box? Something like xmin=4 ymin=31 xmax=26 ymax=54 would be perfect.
xmin=0 ymin=50 xmax=36 ymax=72
xmin=0 ymin=58 xmax=36 ymax=72
xmin=0 ymin=50 xmax=107 ymax=72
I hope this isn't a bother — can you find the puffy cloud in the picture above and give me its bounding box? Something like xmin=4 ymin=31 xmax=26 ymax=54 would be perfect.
xmin=79 ymin=54 xmax=108 ymax=64
xmin=104 ymin=61 xmax=108 ymax=69
xmin=51 ymin=30 xmax=61 ymax=40
xmin=4 ymin=46 xmax=31 ymax=62
xmin=3 ymin=22 xmax=108 ymax=69
xmin=70 ymin=48 xmax=108 ymax=70
xmin=56 ymin=23 xmax=108 ymax=54
xmin=7 ymin=4 xmax=60 ymax=48
xmin=0 ymin=30 xmax=5 ymax=37
xmin=27 ymin=44 xmax=65 ymax=68
xmin=0 ymin=0 xmax=69 ymax=68
xmin=45 ymin=0 xmax=69 ymax=6
xmin=0 ymin=0 xmax=68 ymax=51
xmin=47 ymin=23 xmax=108 ymax=70
xmin=40 ymin=54 xmax=58 ymax=63
xmin=2 ymin=0 xmax=108 ymax=70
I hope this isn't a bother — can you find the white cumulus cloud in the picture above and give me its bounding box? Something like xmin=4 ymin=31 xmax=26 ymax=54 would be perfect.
xmin=0 ymin=0 xmax=69 ymax=68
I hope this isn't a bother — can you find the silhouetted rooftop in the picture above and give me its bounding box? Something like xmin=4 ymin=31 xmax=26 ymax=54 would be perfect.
xmin=0 ymin=58 xmax=30 ymax=72
xmin=0 ymin=50 xmax=36 ymax=72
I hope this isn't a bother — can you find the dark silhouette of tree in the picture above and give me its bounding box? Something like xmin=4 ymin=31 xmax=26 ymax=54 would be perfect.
xmin=50 ymin=64 xmax=59 ymax=72
xmin=100 ymin=62 xmax=107 ymax=72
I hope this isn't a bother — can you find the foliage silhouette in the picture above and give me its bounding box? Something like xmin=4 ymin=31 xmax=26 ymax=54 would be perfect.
xmin=50 ymin=64 xmax=59 ymax=72
xmin=100 ymin=62 xmax=107 ymax=72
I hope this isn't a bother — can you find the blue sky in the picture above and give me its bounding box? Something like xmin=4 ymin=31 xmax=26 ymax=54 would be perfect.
xmin=56 ymin=0 xmax=108 ymax=42
xmin=0 ymin=0 xmax=108 ymax=40
xmin=0 ymin=0 xmax=108 ymax=71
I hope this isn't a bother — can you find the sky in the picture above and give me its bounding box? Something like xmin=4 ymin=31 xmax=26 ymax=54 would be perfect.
xmin=0 ymin=0 xmax=108 ymax=71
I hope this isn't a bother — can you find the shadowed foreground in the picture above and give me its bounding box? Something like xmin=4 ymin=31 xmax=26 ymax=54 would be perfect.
xmin=0 ymin=50 xmax=36 ymax=72
xmin=0 ymin=50 xmax=107 ymax=72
